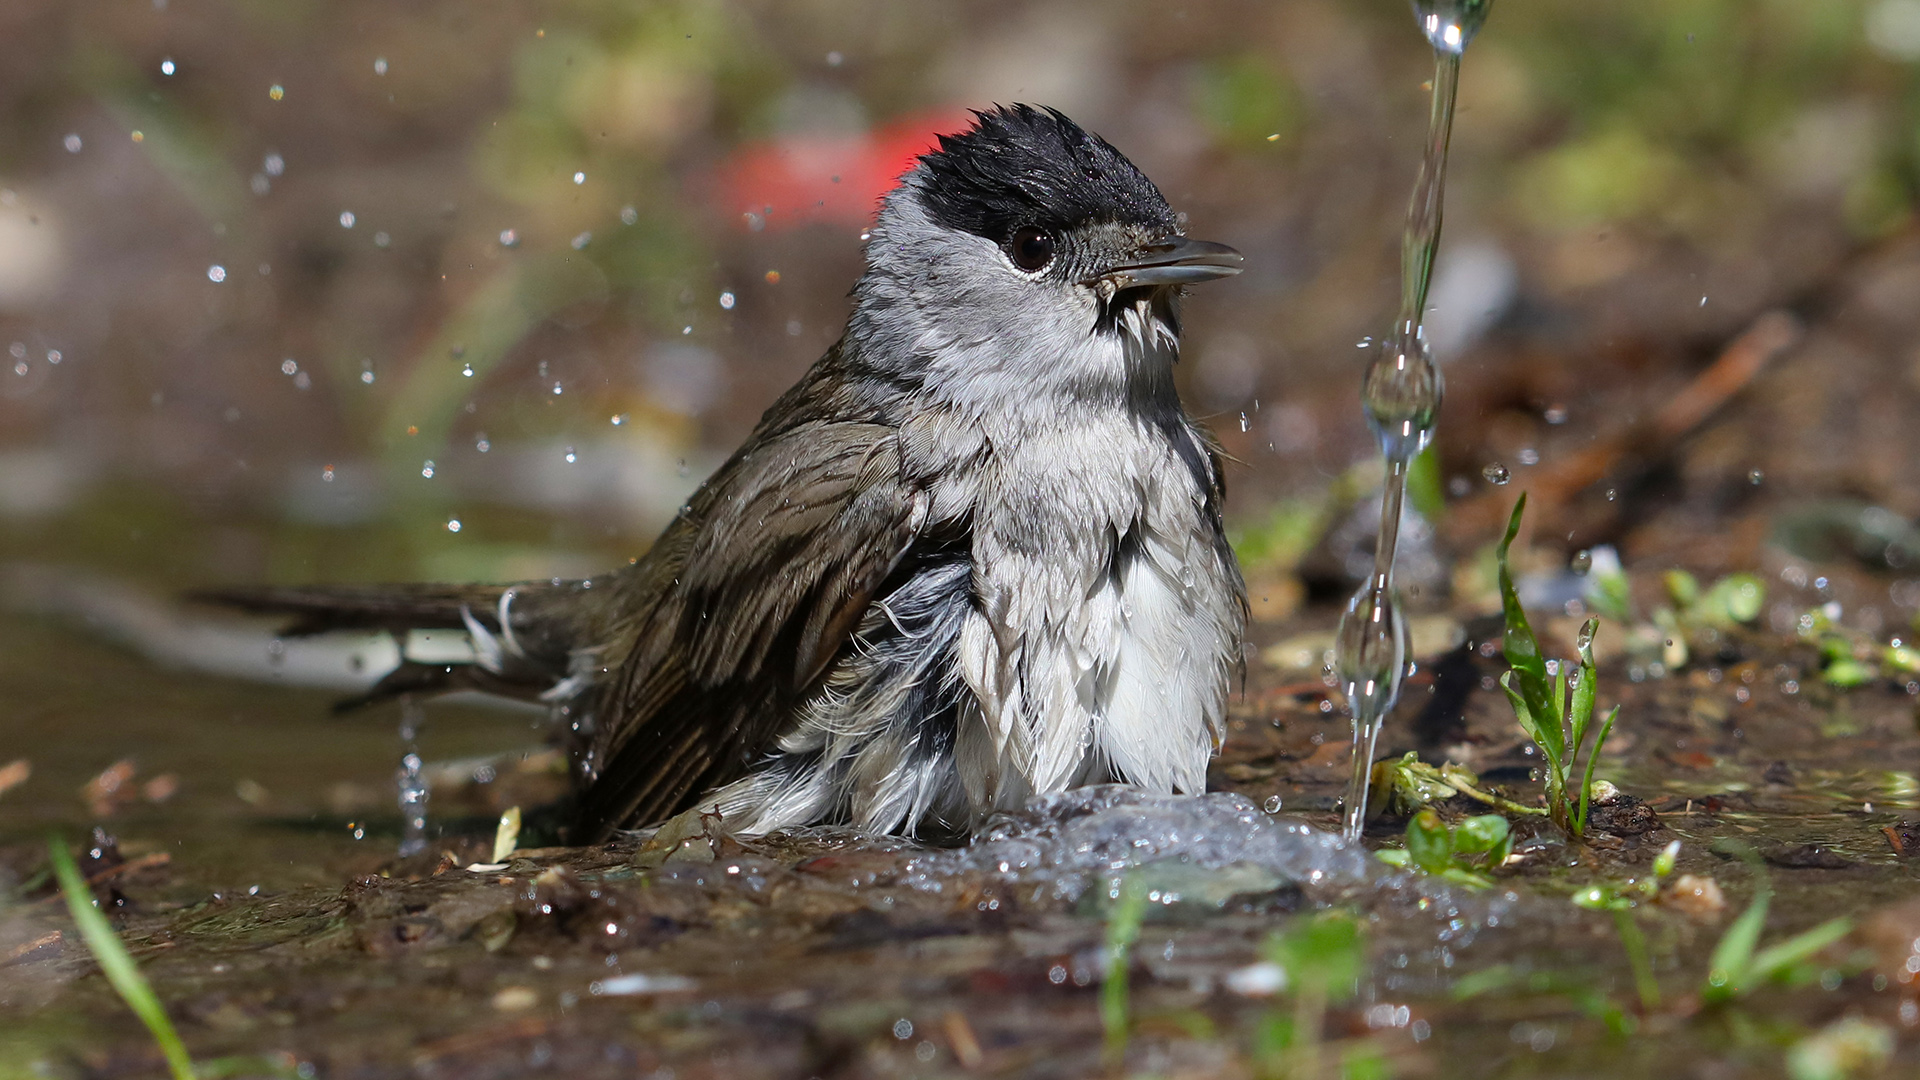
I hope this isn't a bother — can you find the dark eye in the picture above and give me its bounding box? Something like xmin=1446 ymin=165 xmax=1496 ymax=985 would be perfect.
xmin=1009 ymin=227 xmax=1055 ymax=272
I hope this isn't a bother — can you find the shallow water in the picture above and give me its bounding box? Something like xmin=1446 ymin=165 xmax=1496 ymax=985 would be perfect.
xmin=5 ymin=569 xmax=1919 ymax=1078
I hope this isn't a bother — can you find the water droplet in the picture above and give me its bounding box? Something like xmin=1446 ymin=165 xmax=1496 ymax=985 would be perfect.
xmin=63 ymin=133 xmax=82 ymax=153
xmin=551 ymin=381 xmax=563 ymax=395
xmin=572 ymin=171 xmax=586 ymax=185
xmin=373 ymin=57 xmax=388 ymax=75
xmin=421 ymin=460 xmax=435 ymax=479
xmin=160 ymin=58 xmax=176 ymax=76
xmin=858 ymin=230 xmax=872 ymax=242
xmin=498 ymin=228 xmax=519 ymax=247
xmin=475 ymin=436 xmax=490 ymax=453
xmin=719 ymin=291 xmax=736 ymax=310
xmin=1570 ymin=549 xmax=1592 ymax=574
xmin=826 ymin=50 xmax=844 ymax=66
xmin=460 ymin=364 xmax=474 ymax=377
xmin=1411 ymin=0 xmax=1491 ymax=53
xmin=1482 ymin=462 xmax=1510 ymax=485
xmin=280 ymin=358 xmax=298 ymax=376
xmin=207 ymin=264 xmax=227 ymax=283
xmin=263 ymin=152 xmax=285 ymax=176
xmin=339 ymin=211 xmax=355 ymax=229
xmin=677 ymin=458 xmax=690 ymax=477
xmin=360 ymin=369 xmax=375 ymax=384
xmin=250 ymin=174 xmax=271 ymax=195
xmin=1516 ymin=447 xmax=1539 ymax=466
xmin=610 ymin=414 xmax=627 ymax=426
xmin=1263 ymin=795 xmax=1283 ymax=813
xmin=1749 ymin=469 xmax=1764 ymax=485
xmin=1605 ymin=488 xmax=1617 ymax=501
xmin=46 ymin=350 xmax=61 ymax=364
xmin=395 ymin=696 xmax=429 ymax=857
xmin=445 ymin=518 xmax=461 ymax=533
xmin=620 ymin=205 xmax=638 ymax=225
xmin=571 ymin=231 xmax=592 ymax=250
xmin=374 ymin=231 xmax=391 ymax=248
xmin=321 ymin=465 xmax=334 ymax=482
xmin=1239 ymin=412 xmax=1250 ymax=432
xmin=563 ymin=447 xmax=577 ymax=464
xmin=268 ymin=84 xmax=285 ymax=101
xmin=681 ymin=325 xmax=693 ymax=335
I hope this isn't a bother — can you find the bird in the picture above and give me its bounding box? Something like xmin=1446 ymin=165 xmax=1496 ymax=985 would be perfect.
xmin=201 ymin=104 xmax=1248 ymax=844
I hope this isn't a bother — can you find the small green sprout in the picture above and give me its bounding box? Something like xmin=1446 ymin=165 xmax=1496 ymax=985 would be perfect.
xmin=1253 ymin=912 xmax=1366 ymax=1080
xmin=1375 ymin=809 xmax=1513 ymax=889
xmin=1100 ymin=873 xmax=1149 ymax=1067
xmin=1497 ymin=495 xmax=1620 ymax=838
xmin=1572 ymin=839 xmax=1682 ymax=1011
xmin=1702 ymin=845 xmax=1853 ymax=1005
xmin=48 ymin=836 xmax=197 ymax=1080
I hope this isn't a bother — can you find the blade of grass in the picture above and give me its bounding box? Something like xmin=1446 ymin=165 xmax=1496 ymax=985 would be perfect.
xmin=1101 ymin=874 xmax=1149 ymax=1068
xmin=1574 ymin=706 xmax=1619 ymax=836
xmin=1496 ymin=495 xmax=1555 ymax=726
xmin=47 ymin=836 xmax=196 ymax=1080
xmin=1705 ymin=878 xmax=1770 ymax=1001
xmin=1744 ymin=917 xmax=1853 ymax=983
xmin=1611 ymin=909 xmax=1661 ymax=1012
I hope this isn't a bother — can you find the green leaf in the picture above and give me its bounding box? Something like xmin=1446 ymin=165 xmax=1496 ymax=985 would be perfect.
xmin=1744 ymin=918 xmax=1853 ymax=985
xmin=1568 ymin=619 xmax=1600 ymax=754
xmin=1574 ymin=706 xmax=1619 ymax=836
xmin=1705 ymin=879 xmax=1771 ymax=1001
xmin=1405 ymin=809 xmax=1454 ymax=873
xmin=1499 ymin=671 xmax=1555 ymax=763
xmin=1453 ymin=814 xmax=1511 ymax=859
xmin=1664 ymin=568 xmax=1701 ymax=608
xmin=48 ymin=837 xmax=197 ymax=1080
xmin=1269 ymin=912 xmax=1365 ymax=1002
xmin=1702 ymin=573 xmax=1765 ymax=625
xmin=1824 ymin=658 xmax=1877 ymax=687
xmin=1497 ymin=495 xmax=1556 ymax=730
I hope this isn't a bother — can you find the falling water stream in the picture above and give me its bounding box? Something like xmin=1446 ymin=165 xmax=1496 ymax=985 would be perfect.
xmin=1334 ymin=0 xmax=1493 ymax=842
xmin=396 ymin=693 xmax=430 ymax=857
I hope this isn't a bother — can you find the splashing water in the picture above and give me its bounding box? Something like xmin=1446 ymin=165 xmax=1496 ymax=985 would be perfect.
xmin=396 ymin=694 xmax=429 ymax=857
xmin=1334 ymin=0 xmax=1493 ymax=843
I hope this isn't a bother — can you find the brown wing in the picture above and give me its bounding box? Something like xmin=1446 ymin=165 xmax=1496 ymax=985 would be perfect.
xmin=572 ymin=421 xmax=928 ymax=839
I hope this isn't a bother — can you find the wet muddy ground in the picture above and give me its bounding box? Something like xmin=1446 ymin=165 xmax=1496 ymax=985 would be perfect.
xmin=5 ymin=571 xmax=1920 ymax=1079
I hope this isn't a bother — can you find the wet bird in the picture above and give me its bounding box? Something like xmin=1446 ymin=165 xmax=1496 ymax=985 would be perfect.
xmin=204 ymin=105 xmax=1247 ymax=842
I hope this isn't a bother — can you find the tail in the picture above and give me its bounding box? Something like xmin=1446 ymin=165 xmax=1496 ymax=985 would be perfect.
xmin=188 ymin=582 xmax=583 ymax=713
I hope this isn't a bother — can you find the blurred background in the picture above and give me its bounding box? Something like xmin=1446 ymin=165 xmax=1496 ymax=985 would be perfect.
xmin=1 ymin=0 xmax=1918 ymax=614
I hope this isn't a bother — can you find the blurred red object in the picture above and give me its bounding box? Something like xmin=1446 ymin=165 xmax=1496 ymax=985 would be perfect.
xmin=711 ymin=108 xmax=972 ymax=230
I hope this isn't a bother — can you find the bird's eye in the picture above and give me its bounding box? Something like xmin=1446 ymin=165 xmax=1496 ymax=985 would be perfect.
xmin=1009 ymin=227 xmax=1055 ymax=272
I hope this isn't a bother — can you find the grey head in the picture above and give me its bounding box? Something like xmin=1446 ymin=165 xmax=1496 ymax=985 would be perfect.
xmin=846 ymin=105 xmax=1242 ymax=417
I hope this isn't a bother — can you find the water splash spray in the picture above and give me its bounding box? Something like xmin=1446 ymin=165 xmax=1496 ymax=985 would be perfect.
xmin=1334 ymin=0 xmax=1493 ymax=843
xmin=396 ymin=694 xmax=430 ymax=857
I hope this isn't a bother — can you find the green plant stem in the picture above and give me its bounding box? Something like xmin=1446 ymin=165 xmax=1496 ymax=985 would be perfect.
xmin=1611 ymin=909 xmax=1661 ymax=1011
xmin=1442 ymin=776 xmax=1548 ymax=817
xmin=1101 ymin=874 xmax=1149 ymax=1068
xmin=48 ymin=836 xmax=196 ymax=1080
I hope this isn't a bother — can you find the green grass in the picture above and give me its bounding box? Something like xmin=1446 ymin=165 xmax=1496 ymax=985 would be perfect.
xmin=1497 ymin=494 xmax=1619 ymax=837
xmin=48 ymin=836 xmax=196 ymax=1080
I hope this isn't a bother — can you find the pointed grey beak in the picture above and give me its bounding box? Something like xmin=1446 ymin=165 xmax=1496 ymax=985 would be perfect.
xmin=1096 ymin=237 xmax=1244 ymax=288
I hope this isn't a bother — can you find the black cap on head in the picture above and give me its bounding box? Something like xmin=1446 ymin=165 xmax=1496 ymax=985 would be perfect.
xmin=914 ymin=105 xmax=1178 ymax=246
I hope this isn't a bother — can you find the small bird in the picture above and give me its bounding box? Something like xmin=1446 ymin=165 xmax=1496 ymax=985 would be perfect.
xmin=205 ymin=105 xmax=1247 ymax=843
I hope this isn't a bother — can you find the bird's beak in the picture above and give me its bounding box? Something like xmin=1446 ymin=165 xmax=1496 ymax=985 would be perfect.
xmin=1095 ymin=237 xmax=1244 ymax=288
